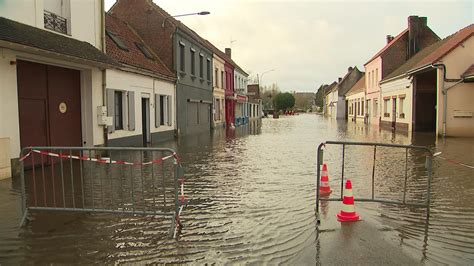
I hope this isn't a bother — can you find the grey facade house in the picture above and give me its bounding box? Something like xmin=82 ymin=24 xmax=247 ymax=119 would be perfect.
xmin=110 ymin=0 xmax=213 ymax=137
xmin=336 ymin=67 xmax=364 ymax=120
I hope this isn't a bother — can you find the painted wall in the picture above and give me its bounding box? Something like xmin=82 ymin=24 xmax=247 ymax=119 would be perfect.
xmin=436 ymin=36 xmax=474 ymax=137
xmin=0 ymin=0 xmax=103 ymax=49
xmin=174 ymin=30 xmax=213 ymax=136
xmin=346 ymin=91 xmax=366 ymax=122
xmin=0 ymin=48 xmax=105 ymax=161
xmin=212 ymin=54 xmax=225 ymax=127
xmin=365 ymin=57 xmax=382 ymax=125
xmin=106 ymin=69 xmax=175 ymax=143
xmin=380 ymin=77 xmax=413 ymax=131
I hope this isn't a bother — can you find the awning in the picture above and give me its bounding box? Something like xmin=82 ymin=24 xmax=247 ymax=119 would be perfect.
xmin=0 ymin=17 xmax=118 ymax=68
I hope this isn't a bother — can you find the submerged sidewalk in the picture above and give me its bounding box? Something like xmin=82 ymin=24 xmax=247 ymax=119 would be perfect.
xmin=293 ymin=202 xmax=422 ymax=265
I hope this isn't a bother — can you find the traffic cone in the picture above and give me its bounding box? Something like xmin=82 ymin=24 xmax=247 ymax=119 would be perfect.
xmin=319 ymin=163 xmax=332 ymax=196
xmin=337 ymin=179 xmax=360 ymax=222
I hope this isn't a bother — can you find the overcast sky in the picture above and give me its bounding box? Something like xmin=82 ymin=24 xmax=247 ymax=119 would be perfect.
xmin=105 ymin=0 xmax=473 ymax=92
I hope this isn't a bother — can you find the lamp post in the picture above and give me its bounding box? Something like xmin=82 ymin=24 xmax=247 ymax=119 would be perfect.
xmin=162 ymin=11 xmax=210 ymax=27
xmin=259 ymin=69 xmax=275 ymax=87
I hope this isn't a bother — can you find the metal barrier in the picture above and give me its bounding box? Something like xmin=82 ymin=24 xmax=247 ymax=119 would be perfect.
xmin=315 ymin=141 xmax=433 ymax=224
xmin=19 ymin=147 xmax=186 ymax=238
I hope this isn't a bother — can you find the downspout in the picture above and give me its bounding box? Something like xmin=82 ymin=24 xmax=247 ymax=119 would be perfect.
xmin=431 ymin=63 xmax=464 ymax=137
xmin=101 ymin=0 xmax=108 ymax=146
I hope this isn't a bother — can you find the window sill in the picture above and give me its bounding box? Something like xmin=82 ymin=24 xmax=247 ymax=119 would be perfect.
xmin=399 ymin=113 xmax=405 ymax=119
xmin=384 ymin=113 xmax=390 ymax=118
xmin=179 ymin=71 xmax=186 ymax=77
xmin=190 ymin=75 xmax=196 ymax=80
xmin=200 ymin=78 xmax=205 ymax=83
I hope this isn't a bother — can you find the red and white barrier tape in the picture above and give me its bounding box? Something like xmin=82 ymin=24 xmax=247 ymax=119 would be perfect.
xmin=434 ymin=152 xmax=474 ymax=169
xmin=19 ymin=149 xmax=177 ymax=166
xmin=173 ymin=177 xmax=187 ymax=239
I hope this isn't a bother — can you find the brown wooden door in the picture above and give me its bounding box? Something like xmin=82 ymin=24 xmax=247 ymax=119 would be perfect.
xmin=17 ymin=60 xmax=82 ymax=149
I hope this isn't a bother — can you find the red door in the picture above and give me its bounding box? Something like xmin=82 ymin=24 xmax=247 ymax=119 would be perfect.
xmin=17 ymin=61 xmax=82 ymax=149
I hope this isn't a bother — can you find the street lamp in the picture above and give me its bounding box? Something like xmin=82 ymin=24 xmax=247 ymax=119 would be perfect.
xmin=162 ymin=11 xmax=211 ymax=27
xmin=259 ymin=69 xmax=275 ymax=87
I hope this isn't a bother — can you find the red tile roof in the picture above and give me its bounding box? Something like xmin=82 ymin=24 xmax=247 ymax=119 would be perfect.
xmin=462 ymin=64 xmax=474 ymax=78
xmin=365 ymin=29 xmax=408 ymax=66
xmin=345 ymin=74 xmax=366 ymax=96
xmin=105 ymin=13 xmax=174 ymax=79
xmin=411 ymin=24 xmax=474 ymax=71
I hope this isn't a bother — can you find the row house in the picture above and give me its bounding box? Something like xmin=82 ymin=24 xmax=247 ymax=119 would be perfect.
xmin=345 ymin=73 xmax=366 ymax=123
xmin=247 ymin=84 xmax=263 ymax=120
xmin=364 ymin=16 xmax=439 ymax=126
xmin=324 ymin=82 xmax=338 ymax=119
xmin=0 ymin=0 xmax=117 ymax=179
xmin=105 ymin=13 xmax=176 ymax=146
xmin=110 ymin=0 xmax=213 ymax=137
xmin=232 ymin=54 xmax=249 ymax=126
xmin=380 ymin=24 xmax=474 ymax=137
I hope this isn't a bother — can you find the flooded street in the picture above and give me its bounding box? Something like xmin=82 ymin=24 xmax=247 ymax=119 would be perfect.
xmin=1 ymin=114 xmax=473 ymax=264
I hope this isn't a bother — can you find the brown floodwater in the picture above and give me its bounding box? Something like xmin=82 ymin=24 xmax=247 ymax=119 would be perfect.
xmin=0 ymin=114 xmax=473 ymax=264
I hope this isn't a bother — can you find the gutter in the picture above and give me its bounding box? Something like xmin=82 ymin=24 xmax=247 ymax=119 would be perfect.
xmin=101 ymin=0 xmax=108 ymax=147
xmin=430 ymin=63 xmax=464 ymax=137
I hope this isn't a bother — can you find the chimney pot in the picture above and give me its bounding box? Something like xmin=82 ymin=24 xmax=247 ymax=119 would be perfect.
xmin=386 ymin=35 xmax=394 ymax=44
xmin=348 ymin=66 xmax=353 ymax=72
xmin=225 ymin=48 xmax=232 ymax=58
xmin=338 ymin=77 xmax=342 ymax=83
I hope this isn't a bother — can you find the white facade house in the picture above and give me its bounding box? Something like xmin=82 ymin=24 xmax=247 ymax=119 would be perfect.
xmin=105 ymin=13 xmax=176 ymax=146
xmin=380 ymin=77 xmax=413 ymax=132
xmin=0 ymin=0 xmax=116 ymax=179
xmin=325 ymin=87 xmax=338 ymax=119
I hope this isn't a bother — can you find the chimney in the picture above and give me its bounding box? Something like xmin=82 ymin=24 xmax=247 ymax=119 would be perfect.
xmin=386 ymin=35 xmax=394 ymax=44
xmin=408 ymin=15 xmax=427 ymax=58
xmin=348 ymin=66 xmax=353 ymax=72
xmin=225 ymin=48 xmax=232 ymax=58
xmin=338 ymin=77 xmax=342 ymax=83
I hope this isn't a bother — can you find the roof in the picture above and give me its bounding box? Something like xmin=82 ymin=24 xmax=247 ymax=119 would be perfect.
xmin=382 ymin=23 xmax=474 ymax=82
xmin=463 ymin=64 xmax=474 ymax=78
xmin=411 ymin=24 xmax=474 ymax=71
xmin=0 ymin=16 xmax=117 ymax=67
xmin=365 ymin=29 xmax=408 ymax=65
xmin=345 ymin=74 xmax=366 ymax=96
xmin=324 ymin=81 xmax=337 ymax=95
xmin=381 ymin=37 xmax=449 ymax=82
xmin=105 ymin=13 xmax=174 ymax=79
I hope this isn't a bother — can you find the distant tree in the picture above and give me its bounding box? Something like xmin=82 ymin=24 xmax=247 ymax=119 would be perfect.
xmin=315 ymin=85 xmax=325 ymax=108
xmin=273 ymin=92 xmax=295 ymax=111
xmin=261 ymin=83 xmax=280 ymax=109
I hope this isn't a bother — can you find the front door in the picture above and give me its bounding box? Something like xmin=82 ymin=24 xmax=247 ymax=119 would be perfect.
xmin=391 ymin=98 xmax=397 ymax=129
xmin=141 ymin=98 xmax=150 ymax=145
xmin=17 ymin=60 xmax=82 ymax=150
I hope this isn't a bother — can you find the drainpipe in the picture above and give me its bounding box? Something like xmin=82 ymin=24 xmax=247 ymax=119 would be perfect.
xmin=101 ymin=0 xmax=108 ymax=146
xmin=431 ymin=63 xmax=464 ymax=137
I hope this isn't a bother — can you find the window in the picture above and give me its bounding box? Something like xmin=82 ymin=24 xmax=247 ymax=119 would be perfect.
xmin=199 ymin=54 xmax=204 ymax=78
xmin=399 ymin=97 xmax=405 ymax=118
xmin=361 ymin=100 xmax=364 ymax=116
xmin=190 ymin=48 xmax=196 ymax=75
xmin=368 ymin=72 xmax=371 ymax=88
xmin=221 ymin=71 xmax=225 ymax=89
xmin=114 ymin=91 xmax=123 ymax=130
xmin=179 ymin=43 xmax=185 ymax=72
xmin=215 ymin=68 xmax=219 ymax=87
xmin=207 ymin=59 xmax=211 ymax=81
xmin=357 ymin=101 xmax=360 ymax=115
xmin=383 ymin=98 xmax=390 ymax=117
xmin=160 ymin=95 xmax=165 ymax=125
xmin=373 ymin=99 xmax=378 ymax=117
xmin=135 ymin=42 xmax=154 ymax=60
xmin=107 ymin=30 xmax=128 ymax=51
xmin=44 ymin=0 xmax=70 ymax=35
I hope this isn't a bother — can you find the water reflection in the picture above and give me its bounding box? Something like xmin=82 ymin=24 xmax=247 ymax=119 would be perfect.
xmin=0 ymin=114 xmax=473 ymax=264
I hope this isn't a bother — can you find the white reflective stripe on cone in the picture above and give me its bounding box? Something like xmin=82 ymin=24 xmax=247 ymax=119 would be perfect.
xmin=344 ymin=189 xmax=353 ymax=197
xmin=342 ymin=203 xmax=355 ymax=213
xmin=321 ymin=182 xmax=329 ymax=187
xmin=322 ymin=171 xmax=328 ymax=176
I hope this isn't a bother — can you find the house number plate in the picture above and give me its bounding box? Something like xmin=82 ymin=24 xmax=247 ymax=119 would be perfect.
xmin=59 ymin=102 xmax=67 ymax=114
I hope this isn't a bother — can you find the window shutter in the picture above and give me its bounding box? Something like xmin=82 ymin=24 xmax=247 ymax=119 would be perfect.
xmin=128 ymin=91 xmax=135 ymax=131
xmin=107 ymin=89 xmax=115 ymax=133
xmin=167 ymin=96 xmax=172 ymax=126
xmin=155 ymin=94 xmax=160 ymax=127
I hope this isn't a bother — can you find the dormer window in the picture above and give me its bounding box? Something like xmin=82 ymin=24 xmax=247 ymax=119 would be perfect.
xmin=106 ymin=30 xmax=129 ymax=51
xmin=44 ymin=0 xmax=71 ymax=35
xmin=135 ymin=42 xmax=154 ymax=60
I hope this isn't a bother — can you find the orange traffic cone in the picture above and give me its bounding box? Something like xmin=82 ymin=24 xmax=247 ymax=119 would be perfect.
xmin=337 ymin=179 xmax=360 ymax=222
xmin=319 ymin=164 xmax=332 ymax=196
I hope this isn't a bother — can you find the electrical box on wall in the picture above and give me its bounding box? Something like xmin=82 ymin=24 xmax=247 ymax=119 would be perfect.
xmin=97 ymin=106 xmax=113 ymax=126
